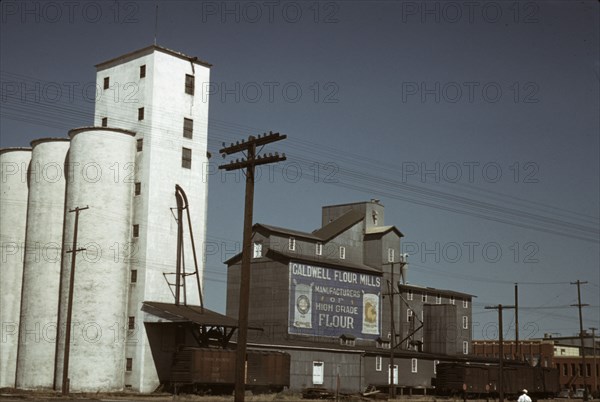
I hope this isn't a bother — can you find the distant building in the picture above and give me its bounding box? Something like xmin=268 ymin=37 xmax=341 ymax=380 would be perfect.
xmin=398 ymin=284 xmax=473 ymax=356
xmin=225 ymin=200 xmax=474 ymax=394
xmin=472 ymin=339 xmax=555 ymax=367
xmin=472 ymin=332 xmax=600 ymax=394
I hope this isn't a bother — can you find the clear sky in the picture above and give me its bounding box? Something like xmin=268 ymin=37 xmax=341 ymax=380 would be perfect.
xmin=1 ymin=0 xmax=598 ymax=340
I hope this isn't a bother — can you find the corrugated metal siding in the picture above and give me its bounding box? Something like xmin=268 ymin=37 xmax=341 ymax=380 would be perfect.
xmin=424 ymin=304 xmax=457 ymax=355
xmin=287 ymin=350 xmax=362 ymax=393
xmin=363 ymin=355 xmax=435 ymax=389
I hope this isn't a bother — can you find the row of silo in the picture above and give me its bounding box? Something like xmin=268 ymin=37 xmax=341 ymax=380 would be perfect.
xmin=0 ymin=148 xmax=32 ymax=388
xmin=2 ymin=127 xmax=136 ymax=391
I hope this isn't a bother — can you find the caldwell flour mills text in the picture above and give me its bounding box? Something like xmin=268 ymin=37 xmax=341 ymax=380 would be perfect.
xmin=288 ymin=262 xmax=381 ymax=339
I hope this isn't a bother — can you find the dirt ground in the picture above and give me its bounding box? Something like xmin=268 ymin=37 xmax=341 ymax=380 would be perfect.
xmin=0 ymin=390 xmax=587 ymax=402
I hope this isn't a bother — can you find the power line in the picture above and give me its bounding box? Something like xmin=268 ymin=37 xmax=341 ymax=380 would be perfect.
xmin=2 ymin=70 xmax=599 ymax=244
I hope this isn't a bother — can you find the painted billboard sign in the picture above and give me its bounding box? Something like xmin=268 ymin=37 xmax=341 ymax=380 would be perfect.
xmin=288 ymin=261 xmax=382 ymax=339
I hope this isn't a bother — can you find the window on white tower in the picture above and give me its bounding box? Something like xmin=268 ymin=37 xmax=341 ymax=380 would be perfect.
xmin=183 ymin=118 xmax=193 ymax=139
xmin=182 ymin=147 xmax=192 ymax=169
xmin=185 ymin=74 xmax=195 ymax=95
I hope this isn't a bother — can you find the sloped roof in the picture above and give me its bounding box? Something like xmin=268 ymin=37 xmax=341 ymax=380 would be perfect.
xmin=142 ymin=301 xmax=239 ymax=327
xmin=398 ymin=283 xmax=476 ymax=298
xmin=255 ymin=223 xmax=321 ymax=241
xmin=364 ymin=225 xmax=404 ymax=237
xmin=256 ymin=209 xmax=366 ymax=242
xmin=224 ymin=248 xmax=382 ymax=274
xmin=268 ymin=249 xmax=381 ymax=274
xmin=312 ymin=209 xmax=364 ymax=241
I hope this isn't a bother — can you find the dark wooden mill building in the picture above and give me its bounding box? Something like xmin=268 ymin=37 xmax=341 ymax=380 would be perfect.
xmin=226 ymin=200 xmax=474 ymax=394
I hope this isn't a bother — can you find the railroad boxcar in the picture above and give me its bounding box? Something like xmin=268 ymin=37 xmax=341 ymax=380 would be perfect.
xmin=435 ymin=362 xmax=559 ymax=399
xmin=168 ymin=347 xmax=290 ymax=394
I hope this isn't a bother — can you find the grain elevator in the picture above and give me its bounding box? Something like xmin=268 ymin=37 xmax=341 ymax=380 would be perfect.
xmin=0 ymin=45 xmax=211 ymax=392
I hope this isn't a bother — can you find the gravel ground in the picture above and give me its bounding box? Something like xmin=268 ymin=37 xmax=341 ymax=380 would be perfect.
xmin=0 ymin=390 xmax=584 ymax=402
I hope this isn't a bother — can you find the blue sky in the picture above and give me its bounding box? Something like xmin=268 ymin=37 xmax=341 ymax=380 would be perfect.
xmin=1 ymin=0 xmax=598 ymax=340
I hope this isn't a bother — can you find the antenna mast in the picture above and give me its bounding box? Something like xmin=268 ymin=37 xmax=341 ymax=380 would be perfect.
xmin=154 ymin=2 xmax=158 ymax=46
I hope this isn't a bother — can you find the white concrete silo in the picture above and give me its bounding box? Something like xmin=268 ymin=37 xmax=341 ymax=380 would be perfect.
xmin=15 ymin=138 xmax=70 ymax=389
xmin=54 ymin=127 xmax=136 ymax=392
xmin=0 ymin=148 xmax=31 ymax=388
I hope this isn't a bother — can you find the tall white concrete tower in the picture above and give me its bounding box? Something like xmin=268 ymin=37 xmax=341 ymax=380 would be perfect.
xmin=16 ymin=138 xmax=70 ymax=389
xmin=0 ymin=148 xmax=31 ymax=388
xmin=80 ymin=45 xmax=210 ymax=392
xmin=54 ymin=127 xmax=137 ymax=392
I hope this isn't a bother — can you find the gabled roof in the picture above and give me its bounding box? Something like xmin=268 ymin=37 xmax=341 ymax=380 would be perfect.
xmin=256 ymin=209 xmax=366 ymax=242
xmin=364 ymin=225 xmax=404 ymax=238
xmin=255 ymin=223 xmax=321 ymax=241
xmin=312 ymin=209 xmax=364 ymax=241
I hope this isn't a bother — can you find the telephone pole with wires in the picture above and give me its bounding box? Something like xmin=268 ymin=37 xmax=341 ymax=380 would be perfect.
xmin=571 ymin=280 xmax=589 ymax=401
xmin=590 ymin=327 xmax=597 ymax=394
xmin=515 ymin=283 xmax=519 ymax=360
xmin=219 ymin=132 xmax=286 ymax=402
xmin=485 ymin=304 xmax=515 ymax=402
xmin=62 ymin=205 xmax=89 ymax=395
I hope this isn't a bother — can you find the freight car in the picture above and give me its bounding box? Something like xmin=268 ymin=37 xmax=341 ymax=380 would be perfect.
xmin=167 ymin=347 xmax=290 ymax=394
xmin=434 ymin=361 xmax=559 ymax=399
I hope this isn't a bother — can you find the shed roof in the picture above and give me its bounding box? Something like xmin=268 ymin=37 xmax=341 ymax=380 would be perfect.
xmin=142 ymin=301 xmax=239 ymax=328
xmin=312 ymin=209 xmax=364 ymax=241
xmin=398 ymin=283 xmax=476 ymax=298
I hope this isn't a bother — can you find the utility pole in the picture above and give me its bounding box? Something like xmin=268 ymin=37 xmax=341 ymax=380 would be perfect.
xmin=590 ymin=327 xmax=597 ymax=395
xmin=515 ymin=283 xmax=519 ymax=361
xmin=389 ymin=262 xmax=396 ymax=399
xmin=62 ymin=206 xmax=89 ymax=395
xmin=383 ymin=258 xmax=407 ymax=399
xmin=485 ymin=304 xmax=515 ymax=402
xmin=571 ymin=280 xmax=589 ymax=401
xmin=219 ymin=132 xmax=286 ymax=402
